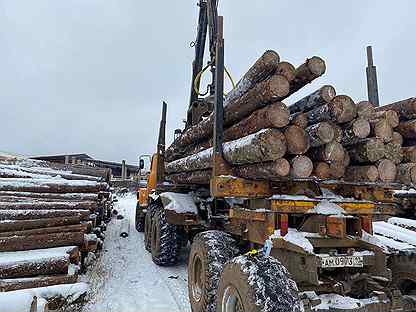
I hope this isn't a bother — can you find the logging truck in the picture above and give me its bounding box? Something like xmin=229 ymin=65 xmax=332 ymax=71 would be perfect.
xmin=135 ymin=1 xmax=416 ymax=311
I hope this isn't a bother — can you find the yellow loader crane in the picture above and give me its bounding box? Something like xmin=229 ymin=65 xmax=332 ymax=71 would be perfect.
xmin=136 ymin=1 xmax=414 ymax=311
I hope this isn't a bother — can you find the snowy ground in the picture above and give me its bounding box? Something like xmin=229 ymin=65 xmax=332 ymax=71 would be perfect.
xmin=80 ymin=193 xmax=190 ymax=312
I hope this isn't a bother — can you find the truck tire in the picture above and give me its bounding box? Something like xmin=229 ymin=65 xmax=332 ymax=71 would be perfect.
xmin=216 ymin=253 xmax=302 ymax=312
xmin=150 ymin=206 xmax=178 ymax=266
xmin=135 ymin=202 xmax=145 ymax=232
xmin=144 ymin=201 xmax=158 ymax=252
xmin=188 ymin=231 xmax=239 ymax=312
xmin=389 ymin=254 xmax=416 ymax=295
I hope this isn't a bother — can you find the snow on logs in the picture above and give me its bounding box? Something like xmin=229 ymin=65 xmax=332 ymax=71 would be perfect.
xmin=165 ymin=50 xmax=414 ymax=184
xmin=0 ymin=160 xmax=112 ymax=297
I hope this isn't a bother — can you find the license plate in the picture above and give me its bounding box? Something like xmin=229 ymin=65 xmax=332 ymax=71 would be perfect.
xmin=320 ymin=256 xmax=364 ymax=268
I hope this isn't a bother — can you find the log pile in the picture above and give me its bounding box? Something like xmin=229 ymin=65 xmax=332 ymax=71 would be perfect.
xmin=164 ymin=50 xmax=411 ymax=185
xmin=0 ymin=159 xmax=113 ymax=294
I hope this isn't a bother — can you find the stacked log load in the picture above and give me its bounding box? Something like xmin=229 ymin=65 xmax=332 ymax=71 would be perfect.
xmin=0 ymin=157 xmax=112 ymax=295
xmin=165 ymin=50 xmax=408 ymax=185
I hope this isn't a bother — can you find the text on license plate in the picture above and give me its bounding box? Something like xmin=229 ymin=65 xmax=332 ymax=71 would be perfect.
xmin=321 ymin=256 xmax=364 ymax=268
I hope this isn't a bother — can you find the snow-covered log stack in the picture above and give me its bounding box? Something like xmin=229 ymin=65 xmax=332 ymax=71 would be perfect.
xmin=0 ymin=158 xmax=112 ymax=302
xmin=164 ymin=50 xmax=408 ymax=185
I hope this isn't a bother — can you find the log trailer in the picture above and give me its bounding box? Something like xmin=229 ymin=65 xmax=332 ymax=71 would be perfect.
xmin=136 ymin=1 xmax=416 ymax=311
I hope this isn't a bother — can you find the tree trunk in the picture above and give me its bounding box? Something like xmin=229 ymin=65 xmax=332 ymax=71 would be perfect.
xmin=397 ymin=120 xmax=416 ymax=139
xmin=0 ymin=232 xmax=85 ymax=252
xmin=344 ymin=166 xmax=379 ymax=182
xmin=376 ymin=97 xmax=416 ymax=120
xmin=341 ymin=118 xmax=371 ymax=146
xmin=356 ymin=101 xmax=375 ymax=119
xmin=0 ymin=216 xmax=81 ymax=232
xmin=0 ymin=179 xmax=107 ymax=194
xmin=225 ymin=50 xmax=280 ymax=105
xmin=0 ymin=274 xmax=78 ymax=292
xmin=290 ymin=155 xmax=313 ymax=178
xmin=306 ymin=95 xmax=357 ymax=125
xmin=396 ymin=163 xmax=416 ymax=184
xmin=166 ymin=129 xmax=287 ymax=173
xmin=284 ymin=125 xmax=310 ymax=154
xmin=0 ymin=257 xmax=69 ymax=279
xmin=288 ymin=56 xmax=326 ymax=95
xmin=309 ymin=141 xmax=345 ymax=162
xmin=0 ymin=191 xmax=98 ymax=202
xmin=392 ymin=132 xmax=403 ymax=146
xmin=289 ymin=112 xmax=308 ymax=128
xmin=169 ymin=75 xmax=290 ymax=151
xmin=274 ymin=61 xmax=296 ymax=82
xmin=346 ymin=138 xmax=385 ymax=163
xmin=288 ymin=85 xmax=336 ymax=114
xmin=402 ymin=146 xmax=416 ymax=163
xmin=233 ymin=159 xmax=290 ymax=180
xmin=0 ymin=209 xmax=90 ymax=221
xmin=313 ymin=162 xmax=331 ymax=179
xmin=376 ymin=159 xmax=397 ymax=182
xmin=0 ymin=223 xmax=90 ymax=238
xmin=305 ymin=122 xmax=334 ymax=147
xmin=384 ymin=142 xmax=403 ymax=164
xmin=370 ymin=118 xmax=393 ymax=142
xmin=166 ymin=170 xmax=210 ymax=185
xmin=0 ymin=201 xmax=97 ymax=211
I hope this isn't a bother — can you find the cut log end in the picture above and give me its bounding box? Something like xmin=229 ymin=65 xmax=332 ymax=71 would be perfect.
xmin=284 ymin=125 xmax=310 ymax=155
xmin=353 ymin=118 xmax=371 ymax=139
xmin=275 ymin=62 xmax=296 ymax=82
xmin=357 ymin=101 xmax=375 ymax=118
xmin=290 ymin=155 xmax=313 ymax=178
xmin=268 ymin=75 xmax=290 ymax=99
xmin=306 ymin=56 xmax=326 ymax=77
xmin=314 ymin=162 xmax=331 ymax=179
xmin=331 ymin=95 xmax=357 ymax=123
xmin=345 ymin=166 xmax=379 ymax=182
xmin=377 ymin=159 xmax=397 ymax=183
xmin=320 ymin=85 xmax=337 ymax=103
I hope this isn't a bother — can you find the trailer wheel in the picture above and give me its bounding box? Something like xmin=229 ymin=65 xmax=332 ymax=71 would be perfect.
xmin=389 ymin=254 xmax=416 ymax=295
xmin=150 ymin=207 xmax=178 ymax=266
xmin=188 ymin=231 xmax=239 ymax=312
xmin=144 ymin=201 xmax=157 ymax=252
xmin=216 ymin=253 xmax=302 ymax=312
xmin=135 ymin=202 xmax=145 ymax=232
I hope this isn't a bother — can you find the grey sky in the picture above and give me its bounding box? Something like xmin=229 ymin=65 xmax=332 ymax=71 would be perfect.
xmin=1 ymin=1 xmax=415 ymax=165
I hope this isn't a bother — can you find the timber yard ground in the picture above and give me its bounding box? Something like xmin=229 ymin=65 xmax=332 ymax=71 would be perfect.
xmin=76 ymin=193 xmax=190 ymax=312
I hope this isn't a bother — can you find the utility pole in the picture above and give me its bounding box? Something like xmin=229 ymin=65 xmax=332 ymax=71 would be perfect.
xmin=366 ymin=46 xmax=380 ymax=107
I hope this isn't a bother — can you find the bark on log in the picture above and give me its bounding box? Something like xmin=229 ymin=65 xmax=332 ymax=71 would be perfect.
xmin=0 ymin=232 xmax=85 ymax=251
xmin=0 ymin=209 xmax=90 ymax=221
xmin=370 ymin=118 xmax=393 ymax=142
xmin=377 ymin=159 xmax=397 ymax=182
xmin=0 ymin=179 xmax=107 ymax=194
xmin=289 ymin=112 xmax=308 ymax=128
xmin=290 ymin=155 xmax=313 ymax=178
xmin=225 ymin=50 xmax=280 ymax=105
xmin=0 ymin=223 xmax=90 ymax=238
xmin=306 ymin=95 xmax=357 ymax=125
xmin=284 ymin=125 xmax=310 ymax=154
xmin=344 ymin=166 xmax=379 ymax=182
xmin=346 ymin=138 xmax=385 ymax=163
xmin=341 ymin=118 xmax=371 ymax=146
xmin=0 ymin=191 xmax=98 ymax=202
xmin=357 ymin=101 xmax=376 ymax=119
xmin=313 ymin=162 xmax=331 ymax=179
xmin=309 ymin=141 xmax=345 ymax=162
xmin=0 ymin=257 xmax=69 ymax=279
xmin=402 ymin=146 xmax=416 ymax=163
xmin=166 ymin=170 xmax=210 ymax=185
xmin=274 ymin=62 xmax=296 ymax=82
xmin=392 ymin=132 xmax=403 ymax=146
xmin=0 ymin=217 xmax=81 ymax=232
xmin=169 ymin=75 xmax=290 ymax=151
xmin=397 ymin=120 xmax=416 ymax=139
xmin=233 ymin=159 xmax=290 ymax=180
xmin=377 ymin=97 xmax=416 ymax=120
xmin=0 ymin=201 xmax=97 ymax=212
xmin=166 ymin=129 xmax=287 ymax=173
xmin=396 ymin=163 xmax=416 ymax=184
xmin=288 ymin=85 xmax=336 ymax=114
xmin=288 ymin=56 xmax=326 ymax=96
xmin=384 ymin=142 xmax=403 ymax=164
xmin=372 ymin=110 xmax=400 ymax=128
xmin=305 ymin=122 xmax=334 ymax=147
xmin=0 ymin=274 xmax=78 ymax=292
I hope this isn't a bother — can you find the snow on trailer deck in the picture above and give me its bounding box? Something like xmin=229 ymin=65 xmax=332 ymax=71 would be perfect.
xmin=81 ymin=193 xmax=190 ymax=312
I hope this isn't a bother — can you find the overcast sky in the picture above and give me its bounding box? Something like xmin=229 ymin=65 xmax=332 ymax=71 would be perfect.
xmin=1 ymin=1 xmax=415 ymax=165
